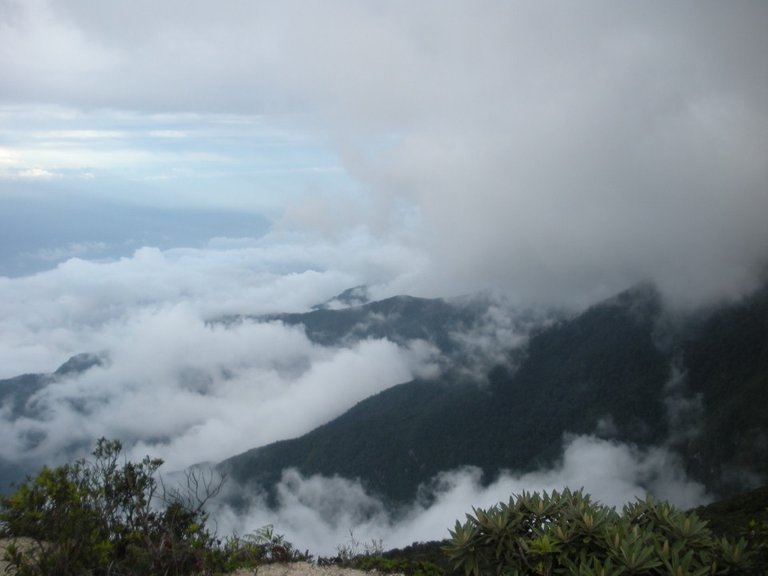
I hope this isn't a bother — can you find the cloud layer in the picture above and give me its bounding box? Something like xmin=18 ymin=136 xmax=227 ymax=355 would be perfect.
xmin=0 ymin=224 xmax=714 ymax=554
xmin=0 ymin=1 xmax=761 ymax=553
xmin=1 ymin=1 xmax=766 ymax=306
xmin=0 ymin=234 xmax=438 ymax=470
xmin=216 ymin=434 xmax=710 ymax=555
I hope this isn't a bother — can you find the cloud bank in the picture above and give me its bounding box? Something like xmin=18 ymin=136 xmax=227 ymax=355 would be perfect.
xmin=1 ymin=1 xmax=766 ymax=307
xmin=0 ymin=213 xmax=716 ymax=556
xmin=215 ymin=434 xmax=710 ymax=556
xmin=0 ymin=233 xmax=438 ymax=470
xmin=0 ymin=0 xmax=761 ymax=553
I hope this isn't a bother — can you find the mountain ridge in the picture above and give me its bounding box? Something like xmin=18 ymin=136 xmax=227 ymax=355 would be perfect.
xmin=2 ymin=283 xmax=766 ymax=509
xmin=219 ymin=282 xmax=768 ymax=506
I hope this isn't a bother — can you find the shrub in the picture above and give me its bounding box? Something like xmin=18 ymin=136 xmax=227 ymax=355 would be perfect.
xmin=444 ymin=488 xmax=752 ymax=575
xmin=0 ymin=438 xmax=224 ymax=575
xmin=318 ymin=532 xmax=444 ymax=576
xmin=745 ymin=514 xmax=768 ymax=574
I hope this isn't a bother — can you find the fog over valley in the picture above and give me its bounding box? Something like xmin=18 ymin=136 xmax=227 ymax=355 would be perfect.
xmin=1 ymin=0 xmax=767 ymax=555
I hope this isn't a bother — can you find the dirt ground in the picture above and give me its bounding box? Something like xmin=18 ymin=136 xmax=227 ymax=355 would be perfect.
xmin=0 ymin=542 xmax=396 ymax=576
xmin=237 ymin=563 xmax=400 ymax=576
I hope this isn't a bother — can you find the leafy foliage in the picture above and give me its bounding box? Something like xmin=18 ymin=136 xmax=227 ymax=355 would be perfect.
xmin=381 ymin=540 xmax=458 ymax=576
xmin=205 ymin=525 xmax=311 ymax=573
xmin=444 ymin=489 xmax=753 ymax=576
xmin=695 ymin=485 xmax=768 ymax=574
xmin=0 ymin=438 xmax=305 ymax=575
xmin=317 ymin=532 xmax=444 ymax=576
xmin=0 ymin=438 xmax=220 ymax=575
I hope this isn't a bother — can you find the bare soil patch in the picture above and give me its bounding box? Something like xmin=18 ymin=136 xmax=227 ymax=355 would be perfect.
xmin=234 ymin=562 xmax=401 ymax=576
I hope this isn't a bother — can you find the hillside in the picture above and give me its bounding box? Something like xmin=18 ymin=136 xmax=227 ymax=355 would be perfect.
xmin=677 ymin=283 xmax=768 ymax=494
xmin=0 ymin=353 xmax=105 ymax=491
xmin=226 ymin=292 xmax=549 ymax=356
xmin=2 ymin=282 xmax=766 ymax=512
xmin=220 ymin=283 xmax=768 ymax=506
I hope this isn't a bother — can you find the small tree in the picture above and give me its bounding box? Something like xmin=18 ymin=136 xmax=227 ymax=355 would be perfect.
xmin=0 ymin=438 xmax=224 ymax=576
xmin=444 ymin=489 xmax=752 ymax=576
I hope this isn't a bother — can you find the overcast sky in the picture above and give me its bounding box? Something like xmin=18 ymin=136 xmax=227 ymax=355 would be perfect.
xmin=1 ymin=0 xmax=766 ymax=304
xmin=0 ymin=0 xmax=766 ymax=551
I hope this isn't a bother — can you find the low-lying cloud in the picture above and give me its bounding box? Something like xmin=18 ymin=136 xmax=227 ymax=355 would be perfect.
xmin=1 ymin=311 xmax=438 ymax=471
xmin=215 ymin=434 xmax=710 ymax=556
xmin=0 ymin=233 xmax=440 ymax=471
xmin=0 ymin=1 xmax=762 ymax=556
xmin=0 ymin=232 xmax=426 ymax=377
xmin=0 ymin=224 xmax=719 ymax=556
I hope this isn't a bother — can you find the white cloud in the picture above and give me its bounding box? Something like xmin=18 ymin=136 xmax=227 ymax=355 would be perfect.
xmin=2 ymin=2 xmax=766 ymax=306
xmin=0 ymin=301 xmax=438 ymax=469
xmin=0 ymin=233 xmax=441 ymax=472
xmin=148 ymin=130 xmax=187 ymax=138
xmin=0 ymin=3 xmax=762 ymax=553
xmin=33 ymin=130 xmax=127 ymax=139
xmin=218 ymin=435 xmax=710 ymax=556
xmin=0 ymin=166 xmax=61 ymax=180
xmin=0 ymin=231 xmax=426 ymax=376
xmin=18 ymin=167 xmax=59 ymax=179
xmin=0 ymin=148 xmax=20 ymax=165
xmin=34 ymin=241 xmax=109 ymax=261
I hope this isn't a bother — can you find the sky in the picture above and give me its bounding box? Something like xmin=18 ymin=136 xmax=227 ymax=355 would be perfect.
xmin=1 ymin=0 xmax=766 ymax=304
xmin=1 ymin=0 xmax=767 ymax=554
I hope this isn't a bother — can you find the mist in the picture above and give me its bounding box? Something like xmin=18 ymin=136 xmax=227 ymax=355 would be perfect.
xmin=1 ymin=1 xmax=767 ymax=308
xmin=0 ymin=234 xmax=442 ymax=470
xmin=0 ymin=0 xmax=765 ymax=557
xmin=213 ymin=434 xmax=710 ymax=556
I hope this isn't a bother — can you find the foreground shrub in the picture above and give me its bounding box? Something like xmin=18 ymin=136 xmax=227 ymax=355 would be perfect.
xmin=0 ymin=438 xmax=225 ymax=575
xmin=695 ymin=485 xmax=768 ymax=574
xmin=205 ymin=526 xmax=311 ymax=573
xmin=444 ymin=488 xmax=752 ymax=575
xmin=317 ymin=533 xmax=444 ymax=576
xmin=745 ymin=514 xmax=768 ymax=575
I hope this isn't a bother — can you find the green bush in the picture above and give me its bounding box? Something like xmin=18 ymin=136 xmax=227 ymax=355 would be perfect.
xmin=0 ymin=438 xmax=226 ymax=575
xmin=317 ymin=532 xmax=444 ymax=576
xmin=444 ymin=489 xmax=752 ymax=576
xmin=745 ymin=514 xmax=768 ymax=574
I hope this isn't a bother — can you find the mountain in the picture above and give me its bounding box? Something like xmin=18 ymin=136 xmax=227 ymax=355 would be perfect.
xmin=227 ymin=293 xmax=524 ymax=352
xmin=0 ymin=292 xmax=545 ymax=489
xmin=0 ymin=353 xmax=105 ymax=490
xmin=3 ymin=284 xmax=766 ymax=507
xmin=0 ymin=353 xmax=105 ymax=421
xmin=675 ymin=283 xmax=768 ymax=493
xmin=220 ymin=283 xmax=768 ymax=505
xmin=222 ymin=292 xmax=557 ymax=386
xmin=312 ymin=285 xmax=371 ymax=310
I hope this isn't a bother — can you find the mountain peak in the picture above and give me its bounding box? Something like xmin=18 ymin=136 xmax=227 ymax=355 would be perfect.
xmin=313 ymin=285 xmax=370 ymax=310
xmin=594 ymin=282 xmax=662 ymax=321
xmin=54 ymin=353 xmax=106 ymax=377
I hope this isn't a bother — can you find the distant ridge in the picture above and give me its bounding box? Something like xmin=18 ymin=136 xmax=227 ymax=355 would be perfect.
xmin=220 ymin=282 xmax=768 ymax=505
xmin=312 ymin=285 xmax=371 ymax=310
xmin=0 ymin=352 xmax=108 ymax=490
